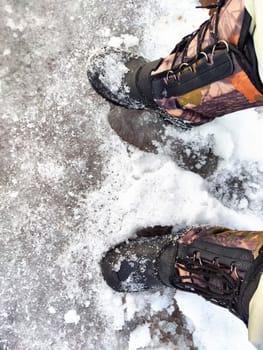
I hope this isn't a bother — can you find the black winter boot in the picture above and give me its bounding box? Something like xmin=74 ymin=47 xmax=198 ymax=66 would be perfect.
xmin=100 ymin=225 xmax=263 ymax=325
xmin=88 ymin=0 xmax=263 ymax=127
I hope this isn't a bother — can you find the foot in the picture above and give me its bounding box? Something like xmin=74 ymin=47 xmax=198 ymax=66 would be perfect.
xmin=100 ymin=225 xmax=263 ymax=327
xmin=87 ymin=47 xmax=162 ymax=110
xmin=88 ymin=0 xmax=263 ymax=126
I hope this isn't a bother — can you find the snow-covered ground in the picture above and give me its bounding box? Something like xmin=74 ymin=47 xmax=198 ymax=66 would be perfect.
xmin=1 ymin=0 xmax=262 ymax=349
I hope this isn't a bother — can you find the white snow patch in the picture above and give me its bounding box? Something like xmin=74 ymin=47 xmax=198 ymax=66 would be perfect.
xmin=64 ymin=309 xmax=80 ymax=324
xmin=196 ymin=109 xmax=263 ymax=162
xmin=99 ymin=27 xmax=111 ymax=38
xmin=175 ymin=291 xmax=256 ymax=350
xmin=3 ymin=48 xmax=11 ymax=56
xmin=139 ymin=0 xmax=209 ymax=59
xmin=9 ymin=191 xmax=19 ymax=198
xmin=6 ymin=18 xmax=26 ymax=32
xmin=37 ymin=161 xmax=64 ymax=181
xmin=0 ymin=66 xmax=9 ymax=77
xmin=99 ymin=53 xmax=129 ymax=94
xmin=125 ymin=291 xmax=175 ymax=322
xmin=84 ymin=300 xmax=91 ymax=308
xmin=99 ymin=287 xmax=125 ymax=330
xmin=48 ymin=306 xmax=56 ymax=314
xmin=4 ymin=5 xmax=13 ymax=13
xmin=128 ymin=323 xmax=151 ymax=350
xmin=87 ymin=272 xmax=93 ymax=280
xmin=108 ymin=34 xmax=139 ymax=48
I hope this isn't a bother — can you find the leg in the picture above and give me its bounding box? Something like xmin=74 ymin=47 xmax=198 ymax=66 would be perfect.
xmin=87 ymin=0 xmax=263 ymax=126
xmin=100 ymin=225 xmax=263 ymax=348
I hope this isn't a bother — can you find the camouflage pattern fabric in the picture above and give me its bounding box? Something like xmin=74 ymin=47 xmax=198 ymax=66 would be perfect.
xmin=179 ymin=226 xmax=263 ymax=258
xmin=176 ymin=226 xmax=263 ymax=303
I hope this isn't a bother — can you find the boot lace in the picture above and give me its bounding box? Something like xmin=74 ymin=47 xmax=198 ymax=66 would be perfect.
xmin=173 ymin=249 xmax=241 ymax=316
xmin=168 ymin=0 xmax=227 ymax=78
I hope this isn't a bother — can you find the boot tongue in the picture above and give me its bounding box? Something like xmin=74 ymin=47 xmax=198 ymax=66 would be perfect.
xmin=184 ymin=0 xmax=245 ymax=60
xmin=158 ymin=242 xmax=180 ymax=287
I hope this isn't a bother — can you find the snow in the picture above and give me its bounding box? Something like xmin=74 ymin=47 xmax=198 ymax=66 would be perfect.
xmin=124 ymin=292 xmax=175 ymax=322
xmin=1 ymin=0 xmax=262 ymax=349
xmin=48 ymin=306 xmax=57 ymax=314
xmin=98 ymin=53 xmax=129 ymax=94
xmin=108 ymin=34 xmax=139 ymax=48
xmin=64 ymin=309 xmax=80 ymax=324
xmin=175 ymin=292 xmax=256 ymax=350
xmin=128 ymin=324 xmax=152 ymax=350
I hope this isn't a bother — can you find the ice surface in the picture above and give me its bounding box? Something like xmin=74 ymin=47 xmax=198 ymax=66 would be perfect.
xmin=0 ymin=0 xmax=262 ymax=349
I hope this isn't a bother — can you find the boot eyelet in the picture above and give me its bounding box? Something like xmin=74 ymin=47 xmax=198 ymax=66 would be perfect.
xmin=178 ymin=62 xmax=193 ymax=72
xmin=230 ymin=262 xmax=236 ymax=272
xmin=177 ymin=63 xmax=193 ymax=80
xmin=230 ymin=263 xmax=239 ymax=279
xmin=179 ymin=62 xmax=190 ymax=70
xmin=199 ymin=51 xmax=209 ymax=62
xmin=166 ymin=70 xmax=177 ymax=82
xmin=193 ymin=251 xmax=202 ymax=265
xmin=212 ymin=40 xmax=229 ymax=56
xmin=212 ymin=257 xmax=219 ymax=266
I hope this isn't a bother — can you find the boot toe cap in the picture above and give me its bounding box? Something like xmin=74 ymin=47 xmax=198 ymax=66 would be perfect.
xmin=100 ymin=246 xmax=155 ymax=292
xmin=100 ymin=232 xmax=176 ymax=292
xmin=87 ymin=47 xmax=147 ymax=109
